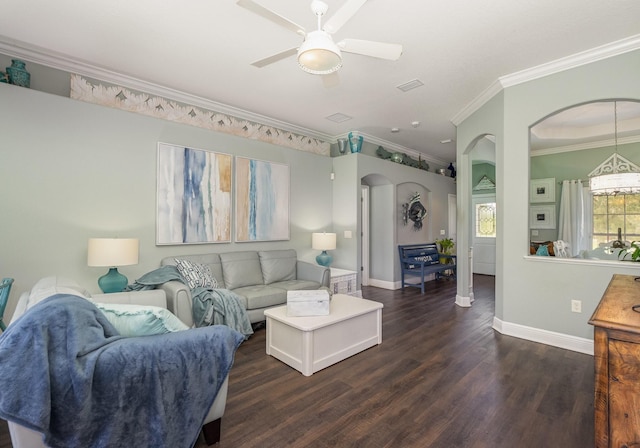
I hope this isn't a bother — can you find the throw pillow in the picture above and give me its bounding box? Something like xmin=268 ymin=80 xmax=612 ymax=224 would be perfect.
xmin=95 ymin=303 xmax=189 ymax=337
xmin=536 ymin=245 xmax=550 ymax=256
xmin=174 ymin=258 xmax=218 ymax=290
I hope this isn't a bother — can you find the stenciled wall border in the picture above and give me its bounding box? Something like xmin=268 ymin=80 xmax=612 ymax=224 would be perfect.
xmin=70 ymin=74 xmax=330 ymax=156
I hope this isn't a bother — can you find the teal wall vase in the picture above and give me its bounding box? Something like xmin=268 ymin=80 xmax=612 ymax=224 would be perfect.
xmin=6 ymin=59 xmax=30 ymax=88
xmin=348 ymin=132 xmax=363 ymax=153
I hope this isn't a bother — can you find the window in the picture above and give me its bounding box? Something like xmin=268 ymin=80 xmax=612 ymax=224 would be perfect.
xmin=475 ymin=202 xmax=497 ymax=238
xmin=592 ymin=194 xmax=640 ymax=247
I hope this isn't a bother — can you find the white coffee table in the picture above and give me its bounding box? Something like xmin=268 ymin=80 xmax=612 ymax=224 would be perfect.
xmin=264 ymin=294 xmax=383 ymax=376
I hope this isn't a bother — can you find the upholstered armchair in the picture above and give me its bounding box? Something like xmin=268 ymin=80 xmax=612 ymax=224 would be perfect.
xmin=3 ymin=278 xmax=237 ymax=447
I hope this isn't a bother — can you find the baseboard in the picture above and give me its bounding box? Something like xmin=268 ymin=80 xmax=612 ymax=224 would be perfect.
xmin=368 ymin=278 xmax=398 ymax=290
xmin=370 ymin=276 xmax=438 ymax=291
xmin=455 ymin=295 xmax=473 ymax=307
xmin=493 ymin=317 xmax=593 ymax=355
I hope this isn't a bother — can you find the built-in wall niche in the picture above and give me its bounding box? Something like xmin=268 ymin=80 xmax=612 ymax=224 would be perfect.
xmin=529 ymin=100 xmax=640 ymax=260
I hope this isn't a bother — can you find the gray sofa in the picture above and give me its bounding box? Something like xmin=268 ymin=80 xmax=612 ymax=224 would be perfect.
xmin=160 ymin=249 xmax=330 ymax=324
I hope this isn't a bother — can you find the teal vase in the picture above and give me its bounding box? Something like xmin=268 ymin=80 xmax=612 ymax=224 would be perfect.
xmin=348 ymin=132 xmax=363 ymax=153
xmin=6 ymin=59 xmax=30 ymax=88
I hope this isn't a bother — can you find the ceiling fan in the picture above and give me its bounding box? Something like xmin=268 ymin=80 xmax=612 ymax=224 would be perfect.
xmin=237 ymin=0 xmax=403 ymax=75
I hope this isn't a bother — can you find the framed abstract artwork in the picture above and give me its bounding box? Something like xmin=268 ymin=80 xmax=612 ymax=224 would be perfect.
xmin=529 ymin=205 xmax=556 ymax=229
xmin=235 ymin=157 xmax=290 ymax=242
xmin=156 ymin=142 xmax=232 ymax=244
xmin=530 ymin=178 xmax=555 ymax=203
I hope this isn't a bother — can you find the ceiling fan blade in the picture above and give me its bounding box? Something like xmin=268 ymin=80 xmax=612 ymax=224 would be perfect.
xmin=237 ymin=0 xmax=306 ymax=36
xmin=338 ymin=39 xmax=403 ymax=60
xmin=251 ymin=48 xmax=298 ymax=68
xmin=323 ymin=0 xmax=368 ymax=34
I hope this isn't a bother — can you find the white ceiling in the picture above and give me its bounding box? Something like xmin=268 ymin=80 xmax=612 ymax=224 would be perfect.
xmin=531 ymin=101 xmax=640 ymax=152
xmin=1 ymin=0 xmax=640 ymax=164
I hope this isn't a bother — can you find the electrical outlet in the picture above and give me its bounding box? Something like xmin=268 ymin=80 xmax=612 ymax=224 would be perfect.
xmin=531 ymin=230 xmax=539 ymax=236
xmin=440 ymin=229 xmax=446 ymax=235
xmin=571 ymin=300 xmax=582 ymax=313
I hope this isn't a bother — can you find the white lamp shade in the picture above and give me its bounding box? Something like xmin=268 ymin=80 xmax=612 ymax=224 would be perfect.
xmin=87 ymin=238 xmax=139 ymax=267
xmin=590 ymin=172 xmax=640 ymax=195
xmin=312 ymin=233 xmax=337 ymax=251
xmin=297 ymin=31 xmax=342 ymax=75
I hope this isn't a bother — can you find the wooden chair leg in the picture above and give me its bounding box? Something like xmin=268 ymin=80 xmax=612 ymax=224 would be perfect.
xmin=202 ymin=418 xmax=221 ymax=446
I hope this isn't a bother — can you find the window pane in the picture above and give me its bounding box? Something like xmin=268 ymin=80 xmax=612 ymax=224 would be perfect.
xmin=593 ymin=196 xmax=607 ymax=214
xmin=609 ymin=196 xmax=625 ymax=214
xmin=626 ymin=216 xmax=640 ymax=236
xmin=626 ymin=195 xmax=640 ymax=213
xmin=593 ymin=214 xmax=608 ymax=234
xmin=608 ymin=215 xmax=624 ymax=235
xmin=476 ymin=203 xmax=496 ymax=238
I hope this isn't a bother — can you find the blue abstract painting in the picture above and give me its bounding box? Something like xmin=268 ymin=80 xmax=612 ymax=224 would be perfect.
xmin=157 ymin=143 xmax=232 ymax=244
xmin=235 ymin=157 xmax=289 ymax=242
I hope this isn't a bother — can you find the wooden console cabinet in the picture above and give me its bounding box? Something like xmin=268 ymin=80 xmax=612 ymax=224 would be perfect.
xmin=589 ymin=274 xmax=640 ymax=448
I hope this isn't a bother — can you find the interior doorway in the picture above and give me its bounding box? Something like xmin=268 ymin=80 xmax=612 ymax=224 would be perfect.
xmin=361 ymin=185 xmax=370 ymax=286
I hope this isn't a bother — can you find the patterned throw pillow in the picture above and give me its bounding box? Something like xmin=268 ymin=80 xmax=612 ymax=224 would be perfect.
xmin=174 ymin=258 xmax=218 ymax=290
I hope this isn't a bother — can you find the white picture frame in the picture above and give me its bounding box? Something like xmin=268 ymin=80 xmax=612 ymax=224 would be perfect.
xmin=530 ymin=177 xmax=556 ymax=203
xmin=529 ymin=205 xmax=556 ymax=229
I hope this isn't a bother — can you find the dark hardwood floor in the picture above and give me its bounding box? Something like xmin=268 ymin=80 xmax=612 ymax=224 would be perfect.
xmin=0 ymin=275 xmax=594 ymax=447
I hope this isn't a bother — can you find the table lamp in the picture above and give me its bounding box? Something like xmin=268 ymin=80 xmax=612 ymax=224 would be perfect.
xmin=312 ymin=232 xmax=336 ymax=267
xmin=88 ymin=238 xmax=139 ymax=293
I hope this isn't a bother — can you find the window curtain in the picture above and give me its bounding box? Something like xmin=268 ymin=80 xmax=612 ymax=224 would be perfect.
xmin=558 ymin=180 xmax=592 ymax=257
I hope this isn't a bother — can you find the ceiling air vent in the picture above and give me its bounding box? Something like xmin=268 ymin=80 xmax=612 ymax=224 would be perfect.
xmin=326 ymin=113 xmax=353 ymax=123
xmin=396 ymin=79 xmax=424 ymax=92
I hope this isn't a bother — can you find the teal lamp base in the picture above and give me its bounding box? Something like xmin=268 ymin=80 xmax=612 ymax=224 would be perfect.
xmin=98 ymin=267 xmax=128 ymax=293
xmin=316 ymin=250 xmax=333 ymax=267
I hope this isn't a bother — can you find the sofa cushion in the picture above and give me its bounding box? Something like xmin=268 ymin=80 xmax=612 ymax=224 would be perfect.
xmin=232 ymin=285 xmax=287 ymax=310
xmin=269 ymin=279 xmax=322 ymax=291
xmin=174 ymin=258 xmax=218 ymax=289
xmin=95 ymin=303 xmax=189 ymax=337
xmin=259 ymin=250 xmax=297 ymax=284
xmin=220 ymin=251 xmax=264 ymax=290
xmin=161 ymin=254 xmax=225 ymax=289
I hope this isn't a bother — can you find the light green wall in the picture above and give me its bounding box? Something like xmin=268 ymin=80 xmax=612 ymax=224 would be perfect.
xmin=472 ymin=162 xmax=496 ymax=194
xmin=458 ymin=49 xmax=640 ymax=340
xmin=530 ymin=141 xmax=640 ymax=242
xmin=0 ymin=83 xmax=333 ymax=319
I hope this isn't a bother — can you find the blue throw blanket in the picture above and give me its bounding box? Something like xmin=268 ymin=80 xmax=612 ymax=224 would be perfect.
xmin=129 ymin=266 xmax=253 ymax=339
xmin=0 ymin=294 xmax=244 ymax=448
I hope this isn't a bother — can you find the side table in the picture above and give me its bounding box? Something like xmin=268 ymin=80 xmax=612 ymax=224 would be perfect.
xmin=330 ymin=268 xmax=361 ymax=297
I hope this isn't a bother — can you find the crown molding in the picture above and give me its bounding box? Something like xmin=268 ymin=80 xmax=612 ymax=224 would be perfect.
xmin=0 ymin=35 xmax=334 ymax=144
xmin=531 ymin=134 xmax=640 ymax=157
xmin=450 ymin=34 xmax=640 ymax=126
xmin=500 ymin=34 xmax=640 ymax=88
xmin=450 ymin=80 xmax=503 ymax=126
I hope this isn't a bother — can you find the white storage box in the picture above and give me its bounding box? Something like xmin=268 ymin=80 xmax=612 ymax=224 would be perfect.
xmin=286 ymin=290 xmax=330 ymax=317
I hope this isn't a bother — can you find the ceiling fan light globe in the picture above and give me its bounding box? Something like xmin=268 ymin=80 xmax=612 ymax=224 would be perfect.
xmin=297 ymin=30 xmax=342 ymax=74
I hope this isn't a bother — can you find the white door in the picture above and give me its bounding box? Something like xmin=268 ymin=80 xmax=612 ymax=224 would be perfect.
xmin=472 ymin=194 xmax=496 ymax=275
